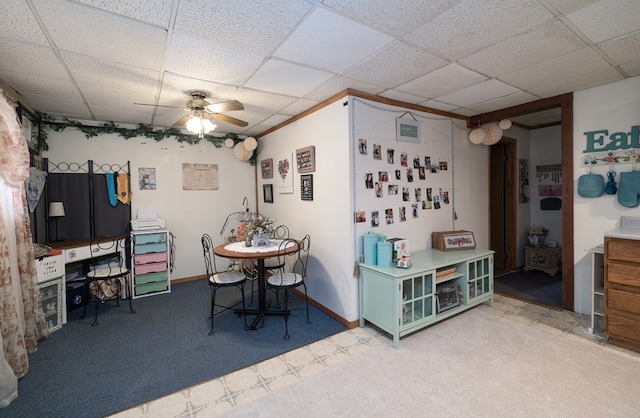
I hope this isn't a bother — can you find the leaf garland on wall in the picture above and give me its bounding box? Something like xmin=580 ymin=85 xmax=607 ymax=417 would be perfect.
xmin=34 ymin=113 xmax=256 ymax=165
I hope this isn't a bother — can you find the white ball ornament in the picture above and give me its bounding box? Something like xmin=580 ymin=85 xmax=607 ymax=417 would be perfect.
xmin=499 ymin=119 xmax=512 ymax=130
xmin=468 ymin=128 xmax=486 ymax=144
xmin=243 ymin=136 xmax=257 ymax=151
xmin=483 ymin=122 xmax=503 ymax=145
xmin=233 ymin=143 xmax=251 ymax=161
xmin=224 ymin=138 xmax=235 ymax=148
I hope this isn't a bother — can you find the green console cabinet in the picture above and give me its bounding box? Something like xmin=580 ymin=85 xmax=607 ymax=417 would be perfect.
xmin=359 ymin=248 xmax=494 ymax=348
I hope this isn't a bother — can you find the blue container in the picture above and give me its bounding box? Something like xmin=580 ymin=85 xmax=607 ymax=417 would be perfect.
xmin=377 ymin=241 xmax=392 ymax=268
xmin=363 ymin=233 xmax=378 ymax=265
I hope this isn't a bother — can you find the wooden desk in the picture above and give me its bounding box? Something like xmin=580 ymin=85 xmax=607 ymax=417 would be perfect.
xmin=524 ymin=246 xmax=560 ymax=276
xmin=214 ymin=240 xmax=298 ymax=330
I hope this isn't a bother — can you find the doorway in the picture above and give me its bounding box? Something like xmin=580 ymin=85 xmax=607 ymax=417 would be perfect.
xmin=489 ymin=138 xmax=516 ymax=271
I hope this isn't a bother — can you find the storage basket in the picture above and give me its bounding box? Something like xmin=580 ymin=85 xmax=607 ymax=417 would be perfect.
xmin=578 ymin=174 xmax=604 ymax=198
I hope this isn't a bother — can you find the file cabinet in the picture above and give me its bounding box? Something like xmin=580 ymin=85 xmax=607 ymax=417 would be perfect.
xmin=131 ymin=230 xmax=171 ymax=298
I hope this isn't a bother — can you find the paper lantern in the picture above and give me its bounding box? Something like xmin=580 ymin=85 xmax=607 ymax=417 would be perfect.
xmin=468 ymin=128 xmax=486 ymax=144
xmin=243 ymin=136 xmax=257 ymax=151
xmin=224 ymin=138 xmax=235 ymax=148
xmin=483 ymin=122 xmax=503 ymax=145
xmin=499 ymin=119 xmax=512 ymax=130
xmin=233 ymin=143 xmax=252 ymax=161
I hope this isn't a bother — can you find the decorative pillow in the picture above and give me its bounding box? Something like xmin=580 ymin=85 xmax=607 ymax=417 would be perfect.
xmin=578 ymin=174 xmax=604 ymax=198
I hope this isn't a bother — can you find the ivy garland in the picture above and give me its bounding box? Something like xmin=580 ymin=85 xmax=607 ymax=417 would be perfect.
xmin=35 ymin=112 xmax=257 ymax=165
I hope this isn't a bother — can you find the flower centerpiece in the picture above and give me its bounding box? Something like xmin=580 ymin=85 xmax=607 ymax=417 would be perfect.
xmin=528 ymin=226 xmax=548 ymax=248
xmin=245 ymin=213 xmax=276 ymax=246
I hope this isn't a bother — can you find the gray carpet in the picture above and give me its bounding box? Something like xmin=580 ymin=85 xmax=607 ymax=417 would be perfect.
xmin=494 ymin=268 xmax=561 ymax=307
xmin=4 ymin=279 xmax=346 ymax=417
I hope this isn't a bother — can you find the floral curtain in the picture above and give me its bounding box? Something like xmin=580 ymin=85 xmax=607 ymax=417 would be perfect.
xmin=0 ymin=92 xmax=49 ymax=407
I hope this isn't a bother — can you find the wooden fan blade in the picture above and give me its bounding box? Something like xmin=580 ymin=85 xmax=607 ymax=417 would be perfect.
xmin=207 ymin=100 xmax=244 ymax=113
xmin=172 ymin=114 xmax=192 ymax=127
xmin=209 ymin=112 xmax=249 ymax=127
xmin=134 ymin=102 xmax=185 ymax=110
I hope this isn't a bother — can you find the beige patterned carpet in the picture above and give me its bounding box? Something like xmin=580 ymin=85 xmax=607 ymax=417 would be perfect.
xmin=111 ymin=295 xmax=640 ymax=417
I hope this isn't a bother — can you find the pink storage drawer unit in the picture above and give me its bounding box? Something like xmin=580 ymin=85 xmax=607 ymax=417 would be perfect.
xmin=134 ymin=262 xmax=166 ymax=275
xmin=134 ymin=252 xmax=167 ymax=265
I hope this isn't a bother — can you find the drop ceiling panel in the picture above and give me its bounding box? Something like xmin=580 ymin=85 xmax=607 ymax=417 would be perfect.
xmin=33 ymin=0 xmax=167 ymax=69
xmin=73 ymin=0 xmax=174 ymax=27
xmin=21 ymin=93 xmax=90 ymax=119
xmin=380 ymin=89 xmax=433 ymax=104
xmin=566 ymin=0 xmax=640 ymax=42
xmin=529 ymin=66 xmax=623 ymax=97
xmin=343 ymin=41 xmax=449 ymax=88
xmin=85 ymin=102 xmax=155 ymax=125
xmin=165 ymin=32 xmax=265 ymax=85
xmin=599 ymin=32 xmax=640 ymax=76
xmin=245 ymin=59 xmax=334 ymax=97
xmin=174 ymin=0 xmax=312 ymax=55
xmin=0 ymin=41 xmax=68 ymax=80
xmin=279 ymin=98 xmax=321 ymax=116
xmin=418 ymin=99 xmax=458 ymax=113
xmin=274 ymin=8 xmax=393 ymax=73
xmin=545 ymin=0 xmax=598 ymax=14
xmin=435 ymin=79 xmax=520 ymax=108
xmin=0 ymin=0 xmax=50 ymax=45
xmin=304 ymin=76 xmax=384 ymax=101
xmin=396 ymin=64 xmax=488 ymax=99
xmin=466 ymin=91 xmax=542 ymax=114
xmin=500 ymin=48 xmax=612 ymax=90
xmin=320 ymin=0 xmax=459 ymax=36
xmin=459 ymin=20 xmax=587 ymax=77
xmin=0 ymin=71 xmax=80 ymax=101
xmin=404 ymin=0 xmax=553 ymax=61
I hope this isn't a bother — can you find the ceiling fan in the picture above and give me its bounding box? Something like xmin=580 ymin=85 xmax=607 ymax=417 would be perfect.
xmin=135 ymin=91 xmax=248 ymax=128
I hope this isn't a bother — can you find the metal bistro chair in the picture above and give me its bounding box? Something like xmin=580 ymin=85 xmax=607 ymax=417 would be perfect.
xmin=201 ymin=234 xmax=249 ymax=335
xmin=266 ymin=235 xmax=311 ymax=340
xmin=249 ymin=224 xmax=290 ymax=306
xmin=82 ymin=235 xmax=135 ymax=327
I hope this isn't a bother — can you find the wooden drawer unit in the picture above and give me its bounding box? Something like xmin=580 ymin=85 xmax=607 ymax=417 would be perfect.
xmin=131 ymin=230 xmax=171 ymax=299
xmin=604 ymin=237 xmax=640 ymax=352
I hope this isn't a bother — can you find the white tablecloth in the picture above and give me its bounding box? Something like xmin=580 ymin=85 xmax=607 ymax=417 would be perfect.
xmin=224 ymin=239 xmax=294 ymax=254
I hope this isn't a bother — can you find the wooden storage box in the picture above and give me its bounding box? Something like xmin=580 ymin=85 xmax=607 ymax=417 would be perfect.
xmin=432 ymin=230 xmax=476 ymax=251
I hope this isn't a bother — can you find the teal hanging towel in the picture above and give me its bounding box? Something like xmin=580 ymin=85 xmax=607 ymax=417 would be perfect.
xmin=106 ymin=172 xmax=118 ymax=206
xmin=577 ymin=173 xmax=604 ymax=198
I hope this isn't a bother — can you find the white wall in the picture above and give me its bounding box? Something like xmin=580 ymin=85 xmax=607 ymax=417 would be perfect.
xmin=573 ymin=75 xmax=640 ymax=314
xmin=43 ymin=129 xmax=256 ymax=280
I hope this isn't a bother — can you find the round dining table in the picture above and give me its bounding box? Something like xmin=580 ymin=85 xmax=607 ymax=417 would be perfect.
xmin=214 ymin=239 xmax=298 ymax=330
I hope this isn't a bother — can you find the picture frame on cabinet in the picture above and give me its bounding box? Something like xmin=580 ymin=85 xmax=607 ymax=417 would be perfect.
xmin=263 ymin=184 xmax=273 ymax=203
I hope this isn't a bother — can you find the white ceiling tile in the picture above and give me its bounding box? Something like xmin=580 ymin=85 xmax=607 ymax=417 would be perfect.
xmin=274 ymin=8 xmax=393 ymax=73
xmin=544 ymin=0 xmax=598 ymax=14
xmin=619 ymin=61 xmax=640 ymax=77
xmin=61 ymin=52 xmax=160 ymax=95
xmin=22 ymin=93 xmax=90 ymax=118
xmin=0 ymin=0 xmax=50 ymax=45
xmin=0 ymin=40 xmax=67 ymax=80
xmin=279 ymin=98 xmax=321 ymax=116
xmin=33 ymin=0 xmax=166 ymax=69
xmin=260 ymin=114 xmax=292 ymax=127
xmin=566 ymin=0 xmax=640 ymax=42
xmin=418 ymin=99 xmax=458 ymax=112
xmin=435 ymin=79 xmax=521 ymax=107
xmin=321 ymin=0 xmax=459 ymax=36
xmin=466 ymin=91 xmax=542 ymax=114
xmin=245 ymin=59 xmax=334 ymax=97
xmin=529 ymin=66 xmax=624 ymax=97
xmin=73 ymin=0 xmax=174 ymax=27
xmin=500 ymin=48 xmax=611 ymax=90
xmin=396 ymin=64 xmax=488 ymax=98
xmin=404 ymin=0 xmax=553 ymax=60
xmin=86 ymin=102 xmax=155 ymax=125
xmin=174 ymin=0 xmax=312 ymax=55
xmin=459 ymin=20 xmax=587 ymax=77
xmin=165 ymin=32 xmax=265 ymax=85
xmin=0 ymin=70 xmax=80 ymax=100
xmin=379 ymin=89 xmax=430 ymax=104
xmin=305 ymin=76 xmax=384 ymax=101
xmin=342 ymin=41 xmax=449 ymax=88
xmin=598 ymin=32 xmax=640 ymax=73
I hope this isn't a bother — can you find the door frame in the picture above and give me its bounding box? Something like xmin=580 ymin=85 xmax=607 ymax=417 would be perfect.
xmin=470 ymin=93 xmax=574 ymax=311
xmin=489 ymin=138 xmax=517 ymax=271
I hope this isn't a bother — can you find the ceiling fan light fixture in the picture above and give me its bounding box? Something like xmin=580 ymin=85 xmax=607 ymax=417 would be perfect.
xmin=186 ymin=114 xmax=216 ymax=138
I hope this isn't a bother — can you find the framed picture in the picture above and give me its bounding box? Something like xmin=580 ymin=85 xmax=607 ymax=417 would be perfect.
xmin=432 ymin=230 xmax=476 ymax=251
xmin=261 ymin=158 xmax=273 ymax=179
xmin=301 ymin=174 xmax=313 ymax=201
xmin=277 ymin=153 xmax=294 ymax=194
xmin=263 ymin=184 xmax=273 ymax=203
xmin=396 ymin=117 xmax=420 ymax=144
xmin=296 ymin=146 xmax=315 ymax=173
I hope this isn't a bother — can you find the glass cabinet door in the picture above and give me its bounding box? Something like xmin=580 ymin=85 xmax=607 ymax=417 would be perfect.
xmin=467 ymin=256 xmax=492 ymax=302
xmin=401 ymin=273 xmax=434 ymax=325
xmin=38 ymin=278 xmax=62 ymax=332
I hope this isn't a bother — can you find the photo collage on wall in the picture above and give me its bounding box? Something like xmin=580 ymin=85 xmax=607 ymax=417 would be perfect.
xmin=355 ymin=137 xmax=450 ymax=226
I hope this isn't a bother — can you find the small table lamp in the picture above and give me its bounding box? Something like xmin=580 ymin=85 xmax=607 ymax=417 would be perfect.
xmin=48 ymin=201 xmax=65 ymax=242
